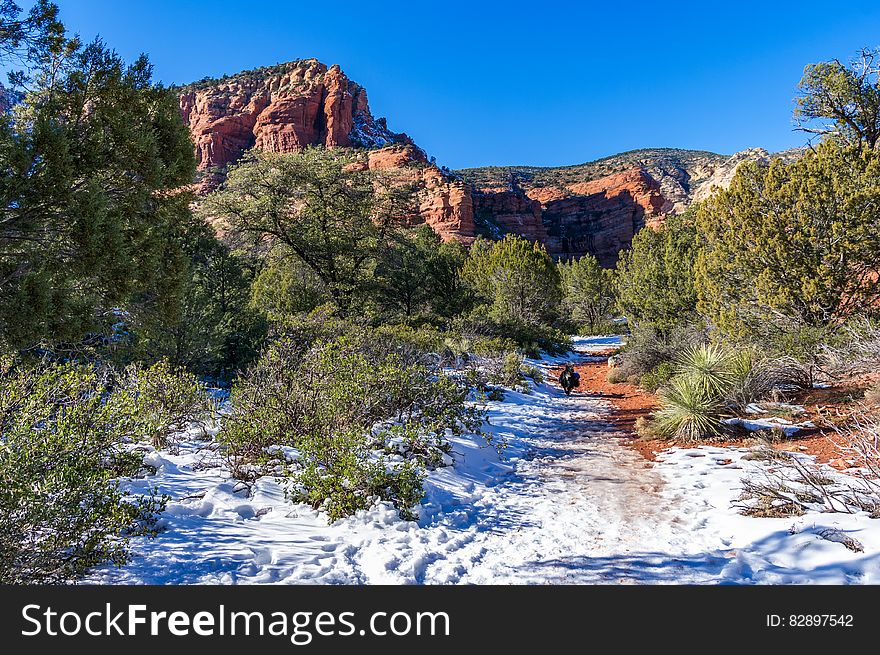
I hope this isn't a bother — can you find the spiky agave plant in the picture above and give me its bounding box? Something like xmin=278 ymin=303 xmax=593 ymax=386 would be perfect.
xmin=654 ymin=374 xmax=727 ymax=442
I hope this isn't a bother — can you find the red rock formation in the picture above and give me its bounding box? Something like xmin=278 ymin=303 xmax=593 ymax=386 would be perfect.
xmin=525 ymin=187 xmax=569 ymax=204
xmin=366 ymin=145 xmax=476 ymax=242
xmin=180 ymin=60 xmax=664 ymax=264
xmin=419 ymin=168 xmax=477 ymax=243
xmin=179 ymin=60 xmax=405 ymax=189
xmin=540 ymin=168 xmax=665 ymax=266
xmin=472 ymin=189 xmax=546 ymax=243
xmin=566 ymin=168 xmax=665 ymax=217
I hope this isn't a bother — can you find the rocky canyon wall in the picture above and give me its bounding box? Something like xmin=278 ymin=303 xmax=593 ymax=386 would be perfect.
xmin=180 ymin=59 xmax=784 ymax=266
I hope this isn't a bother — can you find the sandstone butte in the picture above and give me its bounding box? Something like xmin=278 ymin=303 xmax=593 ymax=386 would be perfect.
xmin=179 ymin=59 xmax=774 ymax=266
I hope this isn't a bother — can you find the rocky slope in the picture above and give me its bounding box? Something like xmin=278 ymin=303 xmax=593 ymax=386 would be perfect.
xmin=456 ymin=148 xmax=729 ymax=214
xmin=179 ymin=60 xmax=799 ymax=265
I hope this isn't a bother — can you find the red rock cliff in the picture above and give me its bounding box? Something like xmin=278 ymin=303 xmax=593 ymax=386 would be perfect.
xmin=540 ymin=168 xmax=665 ymax=266
xmin=180 ymin=60 xmax=665 ymax=265
xmin=179 ymin=59 xmax=407 ymax=187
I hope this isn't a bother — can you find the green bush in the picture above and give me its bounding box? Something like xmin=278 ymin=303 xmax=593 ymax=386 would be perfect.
xmin=640 ymin=361 xmax=676 ymax=392
xmin=558 ymin=254 xmax=616 ymax=334
xmin=614 ymin=323 xmax=706 ymax=381
xmin=0 ymin=358 xmax=180 ymax=584
xmin=450 ymin=312 xmax=571 ymax=358
xmin=607 ymin=367 xmax=628 ymax=384
xmin=615 ymin=210 xmax=699 ymax=333
xmin=114 ymin=360 xmax=219 ymax=450
xmin=462 ymin=235 xmax=562 ymax=328
xmin=695 ymin=141 xmax=880 ymax=348
xmin=673 ymin=344 xmax=737 ymax=397
xmin=219 ymin=327 xmax=484 ymax=521
xmin=520 ymin=364 xmax=543 ymax=385
xmin=124 ymin=224 xmax=268 ymax=380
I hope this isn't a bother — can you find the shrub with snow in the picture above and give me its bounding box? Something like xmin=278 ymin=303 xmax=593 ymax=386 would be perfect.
xmin=219 ymin=327 xmax=484 ymax=521
xmin=0 ymin=358 xmax=213 ymax=583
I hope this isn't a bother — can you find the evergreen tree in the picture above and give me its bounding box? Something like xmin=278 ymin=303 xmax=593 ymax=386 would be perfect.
xmin=201 ymin=147 xmax=416 ymax=314
xmin=694 ymin=140 xmax=880 ymax=347
xmin=373 ymin=225 xmax=471 ymax=321
xmin=558 ymin=254 xmax=616 ymax=334
xmin=615 ymin=211 xmax=699 ymax=333
xmin=0 ymin=18 xmax=197 ymax=349
xmin=463 ymin=235 xmax=561 ymax=326
xmin=795 ymin=47 xmax=880 ymax=150
xmin=127 ymin=223 xmax=267 ymax=378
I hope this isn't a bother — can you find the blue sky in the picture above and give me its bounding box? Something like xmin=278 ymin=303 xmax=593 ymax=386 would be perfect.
xmin=30 ymin=1 xmax=880 ymax=168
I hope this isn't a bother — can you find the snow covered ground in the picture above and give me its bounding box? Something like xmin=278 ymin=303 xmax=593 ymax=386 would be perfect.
xmin=86 ymin=336 xmax=880 ymax=585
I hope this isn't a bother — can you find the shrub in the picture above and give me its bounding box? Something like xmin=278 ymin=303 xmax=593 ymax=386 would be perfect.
xmin=125 ymin=223 xmax=268 ymax=380
xmin=615 ymin=210 xmax=699 ymax=333
xmin=613 ymin=323 xmax=706 ymax=381
xmin=634 ymin=415 xmax=663 ymax=439
xmin=695 ymin=141 xmax=880 ymax=346
xmin=521 ymin=364 xmax=543 ymax=385
xmin=219 ymin=327 xmax=484 ymax=521
xmin=726 ymin=351 xmax=811 ymax=410
xmin=114 ymin=360 xmax=219 ymax=450
xmin=450 ymin=312 xmax=570 ymax=358
xmin=558 ymin=254 xmax=616 ymax=334
xmin=607 ymin=367 xmax=628 ymax=384
xmin=0 ymin=359 xmax=173 ymax=583
xmin=673 ymin=344 xmax=737 ymax=398
xmin=639 ymin=361 xmax=676 ymax=392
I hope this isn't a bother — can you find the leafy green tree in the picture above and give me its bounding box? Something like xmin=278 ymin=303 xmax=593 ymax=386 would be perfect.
xmin=250 ymin=247 xmax=328 ymax=322
xmin=201 ymin=148 xmax=416 ymax=314
xmin=0 ymin=21 xmax=197 ymax=349
xmin=428 ymin=239 xmax=472 ymax=318
xmin=558 ymin=254 xmax=615 ymax=333
xmin=795 ymin=47 xmax=880 ymax=150
xmin=694 ymin=140 xmax=880 ymax=348
xmin=463 ymin=235 xmax=561 ymax=326
xmin=615 ymin=211 xmax=698 ymax=333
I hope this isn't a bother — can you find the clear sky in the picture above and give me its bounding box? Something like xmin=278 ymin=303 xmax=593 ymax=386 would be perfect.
xmin=27 ymin=0 xmax=880 ymax=168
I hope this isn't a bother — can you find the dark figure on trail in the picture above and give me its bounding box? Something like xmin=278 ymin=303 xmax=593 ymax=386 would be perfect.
xmin=559 ymin=364 xmax=580 ymax=396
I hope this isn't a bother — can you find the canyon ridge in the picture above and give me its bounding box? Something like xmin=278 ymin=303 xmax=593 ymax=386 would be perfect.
xmin=179 ymin=58 xmax=794 ymax=266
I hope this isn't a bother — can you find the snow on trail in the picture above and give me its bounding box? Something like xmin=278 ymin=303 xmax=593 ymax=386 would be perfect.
xmin=87 ymin=336 xmax=880 ymax=585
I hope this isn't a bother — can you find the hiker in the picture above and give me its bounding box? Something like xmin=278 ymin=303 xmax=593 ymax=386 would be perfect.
xmin=559 ymin=363 xmax=580 ymax=396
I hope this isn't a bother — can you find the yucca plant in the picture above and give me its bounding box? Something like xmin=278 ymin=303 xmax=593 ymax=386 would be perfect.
xmin=673 ymin=343 xmax=737 ymax=397
xmin=654 ymin=374 xmax=727 ymax=442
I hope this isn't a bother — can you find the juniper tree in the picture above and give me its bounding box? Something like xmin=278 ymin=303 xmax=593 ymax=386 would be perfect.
xmin=201 ymin=148 xmax=417 ymax=315
xmin=558 ymin=254 xmax=615 ymax=334
xmin=694 ymin=140 xmax=880 ymax=352
xmin=0 ymin=11 xmax=197 ymax=350
xmin=463 ymin=235 xmax=562 ymax=326
xmin=795 ymin=47 xmax=880 ymax=150
xmin=614 ymin=211 xmax=699 ymax=334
